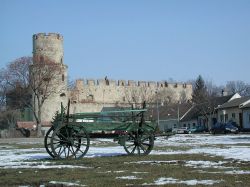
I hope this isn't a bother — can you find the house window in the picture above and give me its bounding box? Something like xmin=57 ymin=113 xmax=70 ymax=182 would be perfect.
xmin=183 ymin=124 xmax=186 ymax=127
xmin=225 ymin=114 xmax=228 ymax=122
xmin=174 ymin=124 xmax=177 ymax=128
xmin=220 ymin=115 xmax=223 ymax=122
xmin=232 ymin=113 xmax=235 ymax=119
xmin=193 ymin=123 xmax=196 ymax=127
xmin=248 ymin=114 xmax=250 ymax=123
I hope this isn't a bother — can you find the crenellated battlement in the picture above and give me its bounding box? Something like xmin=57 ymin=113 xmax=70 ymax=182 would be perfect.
xmin=33 ymin=33 xmax=63 ymax=40
xmin=74 ymin=78 xmax=192 ymax=90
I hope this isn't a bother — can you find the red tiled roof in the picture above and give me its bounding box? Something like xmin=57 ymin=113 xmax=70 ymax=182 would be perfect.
xmin=16 ymin=122 xmax=36 ymax=129
xmin=16 ymin=121 xmax=52 ymax=129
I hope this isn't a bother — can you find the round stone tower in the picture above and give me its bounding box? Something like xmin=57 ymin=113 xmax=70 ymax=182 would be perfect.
xmin=33 ymin=33 xmax=64 ymax=64
xmin=31 ymin=33 xmax=68 ymax=124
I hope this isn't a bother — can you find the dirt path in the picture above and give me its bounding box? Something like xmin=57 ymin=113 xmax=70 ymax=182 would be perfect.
xmin=0 ymin=138 xmax=44 ymax=144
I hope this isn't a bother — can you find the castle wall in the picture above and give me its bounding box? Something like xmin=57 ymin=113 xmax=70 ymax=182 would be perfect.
xmin=69 ymin=79 xmax=193 ymax=113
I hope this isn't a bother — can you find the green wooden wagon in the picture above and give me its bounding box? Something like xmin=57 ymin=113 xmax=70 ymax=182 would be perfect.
xmin=44 ymin=101 xmax=157 ymax=159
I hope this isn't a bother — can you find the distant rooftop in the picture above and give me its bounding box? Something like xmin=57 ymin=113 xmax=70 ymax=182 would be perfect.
xmin=218 ymin=96 xmax=250 ymax=109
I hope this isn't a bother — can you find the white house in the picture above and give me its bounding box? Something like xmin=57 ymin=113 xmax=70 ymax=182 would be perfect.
xmin=240 ymin=100 xmax=250 ymax=130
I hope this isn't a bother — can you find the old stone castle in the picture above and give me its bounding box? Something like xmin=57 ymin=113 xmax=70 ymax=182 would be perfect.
xmin=32 ymin=33 xmax=192 ymax=122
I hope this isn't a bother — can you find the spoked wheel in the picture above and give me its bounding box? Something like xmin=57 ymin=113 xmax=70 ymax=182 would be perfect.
xmin=124 ymin=130 xmax=154 ymax=156
xmin=44 ymin=126 xmax=56 ymax=158
xmin=51 ymin=124 xmax=90 ymax=159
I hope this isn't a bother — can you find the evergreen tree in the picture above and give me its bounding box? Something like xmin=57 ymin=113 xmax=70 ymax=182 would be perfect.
xmin=192 ymin=75 xmax=208 ymax=104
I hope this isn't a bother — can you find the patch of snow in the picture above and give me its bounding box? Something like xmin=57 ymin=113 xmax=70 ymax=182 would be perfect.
xmin=224 ymin=170 xmax=250 ymax=174
xmin=49 ymin=181 xmax=86 ymax=186
xmin=0 ymin=148 xmax=92 ymax=169
xmin=154 ymin=134 xmax=250 ymax=161
xmin=197 ymin=170 xmax=250 ymax=175
xmin=125 ymin=160 xmax=179 ymax=165
xmin=97 ymin=170 xmax=112 ymax=174
xmin=4 ymin=164 xmax=91 ymax=169
xmin=156 ymin=134 xmax=250 ymax=146
xmin=85 ymin=146 xmax=125 ymax=158
xmin=132 ymin=171 xmax=148 ymax=174
xmin=185 ymin=160 xmax=230 ymax=169
xmin=116 ymin=176 xmax=142 ymax=180
xmin=114 ymin=170 xmax=126 ymax=173
xmin=188 ymin=146 xmax=250 ymax=161
xmin=143 ymin=177 xmax=223 ymax=186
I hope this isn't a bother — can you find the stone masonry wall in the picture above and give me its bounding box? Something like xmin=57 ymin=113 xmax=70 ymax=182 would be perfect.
xmin=69 ymin=79 xmax=192 ymax=113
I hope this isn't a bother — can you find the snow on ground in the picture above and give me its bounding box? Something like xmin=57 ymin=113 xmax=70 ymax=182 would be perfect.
xmin=184 ymin=160 xmax=230 ymax=169
xmin=116 ymin=176 xmax=142 ymax=180
xmin=156 ymin=134 xmax=250 ymax=146
xmin=49 ymin=181 xmax=86 ymax=186
xmin=142 ymin=177 xmax=223 ymax=186
xmin=0 ymin=134 xmax=250 ymax=169
xmin=154 ymin=134 xmax=250 ymax=161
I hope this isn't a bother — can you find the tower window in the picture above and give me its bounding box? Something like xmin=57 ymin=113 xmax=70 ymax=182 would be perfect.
xmin=60 ymin=93 xmax=66 ymax=97
xmin=87 ymin=94 xmax=94 ymax=101
xmin=62 ymin=74 xmax=65 ymax=82
xmin=40 ymin=56 xmax=44 ymax=63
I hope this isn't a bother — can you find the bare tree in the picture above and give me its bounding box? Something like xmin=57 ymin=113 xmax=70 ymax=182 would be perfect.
xmin=0 ymin=57 xmax=32 ymax=111
xmin=0 ymin=69 xmax=7 ymax=111
xmin=124 ymin=86 xmax=154 ymax=107
xmin=1 ymin=56 xmax=64 ymax=136
xmin=29 ymin=58 xmax=65 ymax=137
xmin=155 ymin=88 xmax=176 ymax=105
xmin=226 ymin=80 xmax=250 ymax=96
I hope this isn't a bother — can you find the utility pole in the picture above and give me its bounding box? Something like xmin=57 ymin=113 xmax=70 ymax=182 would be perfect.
xmin=155 ymin=89 xmax=160 ymax=128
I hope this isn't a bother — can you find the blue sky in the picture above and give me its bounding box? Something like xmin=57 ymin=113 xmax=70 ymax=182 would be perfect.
xmin=0 ymin=0 xmax=249 ymax=85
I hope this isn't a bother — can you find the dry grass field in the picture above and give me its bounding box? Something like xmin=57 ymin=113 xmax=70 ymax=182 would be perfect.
xmin=0 ymin=134 xmax=250 ymax=186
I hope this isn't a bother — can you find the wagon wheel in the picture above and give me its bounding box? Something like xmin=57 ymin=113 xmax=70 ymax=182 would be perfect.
xmin=124 ymin=129 xmax=154 ymax=156
xmin=51 ymin=124 xmax=90 ymax=159
xmin=44 ymin=126 xmax=56 ymax=158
